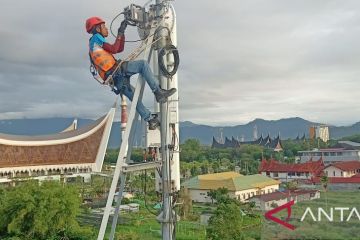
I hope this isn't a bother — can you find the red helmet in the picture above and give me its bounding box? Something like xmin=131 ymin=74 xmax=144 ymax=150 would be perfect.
xmin=86 ymin=17 xmax=105 ymax=33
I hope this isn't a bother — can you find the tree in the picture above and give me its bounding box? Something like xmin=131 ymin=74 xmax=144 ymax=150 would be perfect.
xmin=0 ymin=181 xmax=93 ymax=240
xmin=321 ymin=175 xmax=329 ymax=208
xmin=178 ymin=188 xmax=193 ymax=220
xmin=207 ymin=202 xmax=244 ymax=240
xmin=207 ymin=188 xmax=231 ymax=204
xmin=180 ymin=139 xmax=202 ymax=162
xmin=284 ymin=181 xmax=298 ymax=190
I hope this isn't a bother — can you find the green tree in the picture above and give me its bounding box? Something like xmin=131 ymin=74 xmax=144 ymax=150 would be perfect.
xmin=178 ymin=188 xmax=193 ymax=220
xmin=207 ymin=202 xmax=244 ymax=240
xmin=180 ymin=139 xmax=201 ymax=162
xmin=321 ymin=175 xmax=329 ymax=208
xmin=0 ymin=181 xmax=93 ymax=240
xmin=207 ymin=188 xmax=232 ymax=204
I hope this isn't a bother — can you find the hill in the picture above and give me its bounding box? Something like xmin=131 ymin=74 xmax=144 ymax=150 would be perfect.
xmin=0 ymin=117 xmax=359 ymax=147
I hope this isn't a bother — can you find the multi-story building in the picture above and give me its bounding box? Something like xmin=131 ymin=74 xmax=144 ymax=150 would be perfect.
xmin=309 ymin=125 xmax=330 ymax=142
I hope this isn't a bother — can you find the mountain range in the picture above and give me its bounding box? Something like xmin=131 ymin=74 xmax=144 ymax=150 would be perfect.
xmin=0 ymin=117 xmax=359 ymax=148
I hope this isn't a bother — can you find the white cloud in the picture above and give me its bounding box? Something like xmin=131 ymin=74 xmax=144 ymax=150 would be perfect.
xmin=0 ymin=0 xmax=359 ymax=126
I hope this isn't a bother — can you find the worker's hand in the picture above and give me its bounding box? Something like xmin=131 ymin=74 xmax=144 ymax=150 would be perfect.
xmin=118 ymin=20 xmax=128 ymax=35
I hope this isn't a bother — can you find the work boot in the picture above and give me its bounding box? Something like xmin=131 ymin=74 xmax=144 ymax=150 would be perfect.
xmin=154 ymin=88 xmax=177 ymax=103
xmin=148 ymin=115 xmax=160 ymax=130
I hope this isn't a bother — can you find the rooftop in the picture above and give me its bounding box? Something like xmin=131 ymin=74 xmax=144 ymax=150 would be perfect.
xmin=312 ymin=176 xmax=360 ymax=184
xmin=259 ymin=158 xmax=324 ymax=175
xmin=299 ymin=148 xmax=359 ymax=153
xmin=338 ymin=141 xmax=360 ymax=147
xmin=324 ymin=161 xmax=360 ymax=171
xmin=182 ymin=172 xmax=280 ymax=192
xmin=251 ymin=189 xmax=319 ymax=202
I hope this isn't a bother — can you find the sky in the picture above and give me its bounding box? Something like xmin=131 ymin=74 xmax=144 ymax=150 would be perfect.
xmin=0 ymin=0 xmax=359 ymax=126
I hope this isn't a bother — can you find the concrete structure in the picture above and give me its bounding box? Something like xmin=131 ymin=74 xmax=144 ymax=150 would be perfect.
xmin=259 ymin=158 xmax=324 ymax=182
xmin=0 ymin=106 xmax=115 ymax=184
xmin=250 ymin=189 xmax=320 ymax=211
xmin=309 ymin=125 xmax=329 ymax=142
xmin=182 ymin=172 xmax=280 ymax=203
xmin=323 ymin=161 xmax=360 ymax=178
xmin=298 ymin=148 xmax=360 ymax=164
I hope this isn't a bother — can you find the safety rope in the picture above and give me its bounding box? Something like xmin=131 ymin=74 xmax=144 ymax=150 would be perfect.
xmin=102 ymin=34 xmax=164 ymax=89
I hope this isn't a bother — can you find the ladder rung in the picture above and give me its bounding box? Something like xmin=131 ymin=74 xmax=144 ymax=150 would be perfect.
xmin=122 ymin=161 xmax=162 ymax=172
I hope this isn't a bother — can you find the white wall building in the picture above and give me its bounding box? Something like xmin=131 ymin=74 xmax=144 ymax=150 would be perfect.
xmin=323 ymin=161 xmax=360 ymax=178
xmin=182 ymin=172 xmax=280 ymax=203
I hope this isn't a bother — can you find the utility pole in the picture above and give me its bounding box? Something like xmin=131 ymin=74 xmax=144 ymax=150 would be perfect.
xmin=156 ymin=1 xmax=178 ymax=239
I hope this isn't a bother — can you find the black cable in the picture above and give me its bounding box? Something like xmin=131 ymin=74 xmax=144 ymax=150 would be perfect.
xmin=110 ymin=12 xmax=125 ymax=38
xmin=158 ymin=44 xmax=180 ymax=78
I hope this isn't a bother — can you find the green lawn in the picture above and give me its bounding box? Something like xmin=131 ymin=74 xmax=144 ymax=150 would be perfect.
xmin=261 ymin=191 xmax=360 ymax=240
xmin=106 ymin=209 xmax=206 ymax=240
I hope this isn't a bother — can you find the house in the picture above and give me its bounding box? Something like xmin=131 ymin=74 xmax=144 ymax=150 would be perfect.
xmin=323 ymin=161 xmax=360 ymax=178
xmin=250 ymin=189 xmax=320 ymax=211
xmin=259 ymin=158 xmax=324 ymax=182
xmin=182 ymin=172 xmax=280 ymax=203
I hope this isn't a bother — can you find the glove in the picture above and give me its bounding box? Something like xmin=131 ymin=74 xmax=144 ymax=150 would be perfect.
xmin=118 ymin=20 xmax=128 ymax=35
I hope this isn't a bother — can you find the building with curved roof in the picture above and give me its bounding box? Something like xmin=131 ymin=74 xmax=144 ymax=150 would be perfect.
xmin=0 ymin=106 xmax=115 ymax=184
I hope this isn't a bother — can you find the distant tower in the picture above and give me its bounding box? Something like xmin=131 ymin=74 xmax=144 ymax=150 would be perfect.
xmin=253 ymin=124 xmax=258 ymax=140
xmin=120 ymin=96 xmax=128 ymax=138
xmin=219 ymin=128 xmax=224 ymax=144
xmin=240 ymin=134 xmax=245 ymax=142
xmin=73 ymin=119 xmax=78 ymax=130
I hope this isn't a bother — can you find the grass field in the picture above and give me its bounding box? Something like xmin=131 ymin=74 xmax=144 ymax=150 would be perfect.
xmin=106 ymin=202 xmax=263 ymax=240
xmin=261 ymin=191 xmax=360 ymax=240
xmin=95 ymin=191 xmax=360 ymax=239
xmin=107 ymin=209 xmax=207 ymax=240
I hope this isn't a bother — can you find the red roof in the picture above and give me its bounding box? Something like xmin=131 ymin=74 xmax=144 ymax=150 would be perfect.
xmin=252 ymin=189 xmax=319 ymax=202
xmin=325 ymin=161 xmax=360 ymax=171
xmin=312 ymin=176 xmax=360 ymax=184
xmin=259 ymin=158 xmax=324 ymax=176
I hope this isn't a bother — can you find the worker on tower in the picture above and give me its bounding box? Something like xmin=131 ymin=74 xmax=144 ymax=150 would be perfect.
xmin=86 ymin=17 xmax=176 ymax=129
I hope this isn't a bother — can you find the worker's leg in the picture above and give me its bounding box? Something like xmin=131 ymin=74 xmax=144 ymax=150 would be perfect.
xmin=121 ymin=84 xmax=152 ymax=121
xmin=125 ymin=60 xmax=160 ymax=92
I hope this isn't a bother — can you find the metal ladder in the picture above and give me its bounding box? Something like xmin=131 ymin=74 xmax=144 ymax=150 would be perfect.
xmin=97 ymin=25 xmax=161 ymax=240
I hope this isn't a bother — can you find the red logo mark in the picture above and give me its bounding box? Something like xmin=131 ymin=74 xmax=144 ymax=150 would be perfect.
xmin=264 ymin=200 xmax=296 ymax=230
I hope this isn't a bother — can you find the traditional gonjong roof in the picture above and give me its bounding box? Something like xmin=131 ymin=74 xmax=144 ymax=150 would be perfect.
xmin=212 ymin=133 xmax=283 ymax=151
xmin=212 ymin=136 xmax=240 ymax=149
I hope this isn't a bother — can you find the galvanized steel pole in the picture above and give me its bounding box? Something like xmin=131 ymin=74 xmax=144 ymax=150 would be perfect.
xmin=156 ymin=0 xmax=175 ymax=239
